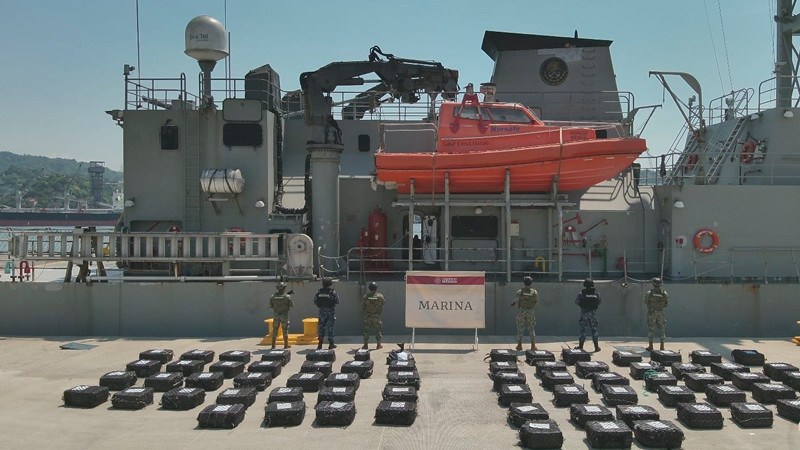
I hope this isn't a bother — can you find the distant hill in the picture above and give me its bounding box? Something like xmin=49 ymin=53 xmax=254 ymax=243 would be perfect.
xmin=0 ymin=152 xmax=123 ymax=209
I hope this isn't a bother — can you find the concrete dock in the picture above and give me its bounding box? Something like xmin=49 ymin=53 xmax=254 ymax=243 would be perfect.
xmin=1 ymin=335 xmax=798 ymax=449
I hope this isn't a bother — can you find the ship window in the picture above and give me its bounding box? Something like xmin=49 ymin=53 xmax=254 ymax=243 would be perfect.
xmin=223 ymin=123 xmax=263 ymax=147
xmin=160 ymin=125 xmax=179 ymax=150
xmin=486 ymin=107 xmax=533 ymax=123
xmin=451 ymin=215 xmax=498 ymax=238
xmin=455 ymin=106 xmax=489 ymax=120
xmin=358 ymin=134 xmax=371 ymax=152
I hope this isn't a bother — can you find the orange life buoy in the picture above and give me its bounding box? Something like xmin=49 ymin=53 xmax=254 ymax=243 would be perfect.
xmin=740 ymin=141 xmax=756 ymax=164
xmin=693 ymin=229 xmax=719 ymax=254
xmin=685 ymin=154 xmax=699 ymax=171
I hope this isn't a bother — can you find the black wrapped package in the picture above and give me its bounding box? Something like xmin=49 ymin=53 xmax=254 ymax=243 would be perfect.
xmin=601 ymin=385 xmax=638 ymax=406
xmin=784 ymin=371 xmax=800 ymax=391
xmin=690 ymin=350 xmax=722 ymax=366
xmin=630 ymin=361 xmax=664 ymax=380
xmin=684 ymin=372 xmax=724 ymax=392
xmin=763 ymin=362 xmax=799 ymax=381
xmin=731 ymin=371 xmax=770 ymax=390
xmin=710 ymin=362 xmax=750 ymax=381
xmin=354 ymin=349 xmax=370 ymax=361
xmin=540 ymin=370 xmax=573 ymax=390
xmin=209 ymin=360 xmax=246 ymax=379
xmin=315 ymin=401 xmax=356 ymax=426
xmin=705 ymin=384 xmax=746 ymax=406
xmin=160 ymin=387 xmax=205 ymax=410
xmin=267 ymin=386 xmax=304 ymax=404
xmin=63 ymin=385 xmax=109 ymax=408
xmin=317 ymin=386 xmax=356 ymax=403
xmin=658 ymin=385 xmax=696 ymax=407
xmin=139 ymin=349 xmax=174 ymax=364
xmin=508 ymin=402 xmax=549 ymax=428
xmin=301 ymin=360 xmax=334 ymax=378
xmin=615 ymin=404 xmax=659 ymax=428
xmin=99 ymin=371 xmax=137 ymax=391
xmin=491 ymin=371 xmax=527 ymax=391
xmin=386 ymin=350 xmax=415 ymax=365
xmin=488 ymin=361 xmax=517 ymax=375
xmin=389 ymin=360 xmax=417 ymax=372
xmin=165 ymin=359 xmax=205 ymax=376
xmin=341 ymin=360 xmax=374 ymax=379
xmin=111 ymin=387 xmax=154 ymax=410
xmin=535 ymin=361 xmax=567 ymax=378
xmin=751 ymin=382 xmax=797 ymax=404
xmin=306 ymin=349 xmax=336 ymax=362
xmin=676 ymin=402 xmax=723 ymax=429
xmin=612 ymin=350 xmax=642 ymax=366
xmin=777 ymin=399 xmax=800 ymax=422
xmin=644 ymin=372 xmax=678 ymax=392
xmin=180 ymin=349 xmax=215 ymax=363
xmin=553 ymin=384 xmax=589 ymax=407
xmin=488 ymin=349 xmax=517 ymax=363
xmin=525 ymin=349 xmax=555 ymax=365
xmin=382 ymin=385 xmax=418 ymax=402
xmin=518 ymin=420 xmax=564 ymax=449
xmin=185 ymin=372 xmax=225 ymax=391
xmin=584 ymin=420 xmax=632 ymax=448
xmin=561 ymin=348 xmax=591 ymax=365
xmin=287 ymin=372 xmax=325 ymax=392
xmin=374 ymin=400 xmax=417 ymax=426
xmin=265 ymin=401 xmax=306 ymax=427
xmin=197 ymin=403 xmax=245 ymax=429
xmin=591 ymin=372 xmax=629 ymax=391
xmin=387 ymin=370 xmax=421 ymax=390
xmin=632 ymin=420 xmax=684 ymax=448
xmin=730 ymin=401 xmax=773 ymax=428
xmin=233 ymin=371 xmax=271 ymax=391
xmin=219 ymin=350 xmax=251 ymax=363
xmin=325 ymin=373 xmax=361 ymax=390
xmin=731 ymin=349 xmax=765 ymax=366
xmin=248 ymin=360 xmax=282 ymax=378
xmin=569 ymin=404 xmax=613 ymax=428
xmin=576 ymin=361 xmax=609 ymax=379
xmin=126 ymin=359 xmax=162 ymax=378
xmin=260 ymin=349 xmax=291 ymax=366
xmin=671 ymin=362 xmax=705 ymax=380
xmin=649 ymin=349 xmax=682 ymax=364
xmin=144 ymin=372 xmax=183 ymax=392
xmin=499 ymin=383 xmax=533 ymax=406
xmin=216 ymin=387 xmax=257 ymax=408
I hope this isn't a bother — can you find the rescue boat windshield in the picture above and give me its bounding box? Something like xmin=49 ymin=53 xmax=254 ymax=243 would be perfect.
xmin=454 ymin=104 xmax=540 ymax=124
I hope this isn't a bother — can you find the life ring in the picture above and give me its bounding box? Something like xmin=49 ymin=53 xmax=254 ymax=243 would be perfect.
xmin=685 ymin=154 xmax=699 ymax=171
xmin=167 ymin=225 xmax=181 ymax=233
xmin=693 ymin=229 xmax=719 ymax=254
xmin=740 ymin=141 xmax=756 ymax=164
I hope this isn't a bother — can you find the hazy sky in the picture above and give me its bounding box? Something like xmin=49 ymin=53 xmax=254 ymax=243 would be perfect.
xmin=0 ymin=0 xmax=780 ymax=170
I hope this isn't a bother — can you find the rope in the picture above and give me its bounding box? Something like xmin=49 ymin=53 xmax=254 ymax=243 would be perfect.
xmin=716 ymin=0 xmax=734 ymax=90
xmin=704 ymin=0 xmax=727 ymax=93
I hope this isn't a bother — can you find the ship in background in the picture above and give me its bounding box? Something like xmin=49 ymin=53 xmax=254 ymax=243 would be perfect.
xmin=3 ymin=1 xmax=800 ymax=339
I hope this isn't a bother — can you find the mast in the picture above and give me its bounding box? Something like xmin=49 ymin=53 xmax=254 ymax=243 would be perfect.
xmin=776 ymin=0 xmax=799 ymax=107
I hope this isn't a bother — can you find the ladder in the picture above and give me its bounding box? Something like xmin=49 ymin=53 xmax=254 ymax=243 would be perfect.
xmin=666 ymin=128 xmax=700 ymax=185
xmin=704 ymin=117 xmax=747 ymax=184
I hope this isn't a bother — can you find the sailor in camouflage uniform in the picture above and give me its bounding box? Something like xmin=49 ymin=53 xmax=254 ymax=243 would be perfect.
xmin=314 ymin=277 xmax=340 ymax=349
xmin=361 ymin=281 xmax=386 ymax=350
xmin=575 ymin=278 xmax=602 ymax=352
xmin=514 ymin=276 xmax=539 ymax=351
xmin=644 ymin=277 xmax=670 ymax=351
xmin=269 ymin=282 xmax=293 ymax=349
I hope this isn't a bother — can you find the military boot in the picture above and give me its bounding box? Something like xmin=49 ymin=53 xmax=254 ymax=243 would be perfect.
xmin=645 ymin=339 xmax=654 ymax=352
xmin=574 ymin=339 xmax=585 ymax=350
xmin=593 ymin=339 xmax=601 ymax=353
xmin=316 ymin=339 xmax=323 ymax=350
xmin=362 ymin=338 xmax=369 ymax=350
xmin=515 ymin=339 xmax=523 ymax=351
xmin=530 ymin=337 xmax=537 ymax=351
xmin=376 ymin=339 xmax=383 ymax=349
xmin=660 ymin=340 xmax=665 ymax=351
xmin=283 ymin=336 xmax=291 ymax=349
xmin=328 ymin=340 xmax=337 ymax=349
xmin=271 ymin=338 xmax=276 ymax=350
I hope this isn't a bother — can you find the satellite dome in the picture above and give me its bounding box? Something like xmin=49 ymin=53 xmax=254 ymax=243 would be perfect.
xmin=184 ymin=15 xmax=229 ymax=62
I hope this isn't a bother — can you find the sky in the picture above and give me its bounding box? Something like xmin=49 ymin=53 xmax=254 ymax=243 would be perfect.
xmin=0 ymin=0 xmax=781 ymax=171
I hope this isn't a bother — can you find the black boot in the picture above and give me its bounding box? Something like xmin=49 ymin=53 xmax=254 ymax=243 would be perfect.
xmin=574 ymin=339 xmax=585 ymax=350
xmin=328 ymin=340 xmax=337 ymax=349
xmin=593 ymin=339 xmax=601 ymax=352
xmin=316 ymin=339 xmax=323 ymax=350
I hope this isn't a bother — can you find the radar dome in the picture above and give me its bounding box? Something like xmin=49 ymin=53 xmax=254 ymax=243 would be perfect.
xmin=184 ymin=15 xmax=229 ymax=62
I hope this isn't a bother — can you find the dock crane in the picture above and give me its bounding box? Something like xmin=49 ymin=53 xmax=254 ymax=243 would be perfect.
xmin=15 ymin=168 xmax=45 ymax=210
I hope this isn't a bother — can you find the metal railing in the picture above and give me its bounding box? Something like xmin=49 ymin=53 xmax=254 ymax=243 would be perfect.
xmin=706 ymin=88 xmax=754 ymax=125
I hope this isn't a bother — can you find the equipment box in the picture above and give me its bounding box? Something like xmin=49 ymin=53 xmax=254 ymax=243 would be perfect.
xmin=591 ymin=372 xmax=629 ymax=391
xmin=553 ymin=384 xmax=589 ymax=407
xmin=518 ymin=420 xmax=563 ymax=449
xmin=209 ymin=361 xmax=245 ymax=378
xmin=684 ymin=372 xmax=724 ymax=392
xmin=633 ymin=420 xmax=684 ymax=448
xmin=644 ymin=372 xmax=677 ymax=392
xmin=649 ymin=349 xmax=682 ymax=364
xmin=260 ymin=349 xmax=291 ymax=366
xmin=160 ymin=387 xmax=205 ymax=410
xmin=488 ymin=349 xmax=517 ymax=363
xmin=499 ymin=383 xmax=532 ymax=406
xmin=601 ymin=385 xmax=638 ymax=406
xmin=287 ymin=372 xmax=325 ymax=392
xmin=508 ymin=402 xmax=549 ymax=427
xmin=126 ymin=359 xmax=162 ymax=377
xmin=315 ymin=401 xmax=356 ymax=426
xmin=630 ymin=362 xmax=663 ymax=380
xmin=325 ymin=373 xmax=360 ymax=390
xmin=731 ymin=349 xmax=765 ymax=366
xmin=139 ymin=349 xmax=174 ymax=364
xmin=525 ymin=349 xmax=555 ymax=365
xmin=111 ymin=387 xmax=154 ymax=410
xmin=535 ymin=361 xmax=567 ymax=377
xmin=144 ymin=372 xmax=183 ymax=392
xmin=265 ymin=401 xmax=305 ymax=427
xmin=612 ymin=350 xmax=641 ymax=366
xmin=540 ymin=370 xmax=573 ymax=390
xmin=776 ymin=399 xmax=800 ymax=422
xmin=267 ymin=386 xmax=304 ymax=404
xmin=382 ymin=385 xmax=418 ymax=402
xmin=216 ymin=387 xmax=257 ymax=408
xmin=576 ymin=361 xmax=609 ymax=379
xmin=341 ymin=360 xmax=374 ymax=379
xmin=301 ymin=360 xmax=334 ymax=378
xmin=197 ymin=403 xmax=245 ymax=429
xmin=569 ymin=404 xmax=612 ymax=428
xmin=63 ymin=385 xmax=109 ymax=408
xmin=166 ymin=360 xmax=205 ymax=377
xmin=731 ymin=371 xmax=769 ymax=390
xmin=730 ymin=402 xmax=773 ymax=428
xmin=615 ymin=404 xmax=658 ymax=427
xmin=180 ymin=349 xmax=215 ymax=363
xmin=306 ymin=349 xmax=336 ymax=362
xmin=710 ymin=362 xmax=749 ymax=381
xmin=561 ymin=348 xmax=591 ymax=365
xmin=764 ymin=362 xmax=798 ymax=381
xmin=689 ymin=350 xmax=721 ymax=366
xmin=233 ymin=372 xmax=271 ymax=391
xmin=99 ymin=371 xmax=137 ymax=391
xmin=676 ymin=402 xmax=723 ymax=429
xmin=751 ymin=382 xmax=797 ymax=404
xmin=248 ymin=361 xmax=282 ymax=378
xmin=185 ymin=372 xmax=225 ymax=391
xmin=658 ymin=385 xmax=696 ymax=407
xmin=705 ymin=384 xmax=746 ymax=406
xmin=318 ymin=386 xmax=356 ymax=403
xmin=387 ymin=370 xmax=421 ymax=390
xmin=374 ymin=400 xmax=417 ymax=426
xmin=584 ymin=420 xmax=632 ymax=449
xmin=219 ymin=350 xmax=251 ymax=363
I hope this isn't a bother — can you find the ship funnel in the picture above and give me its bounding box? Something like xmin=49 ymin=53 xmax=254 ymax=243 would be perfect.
xmin=185 ymin=15 xmax=229 ymax=105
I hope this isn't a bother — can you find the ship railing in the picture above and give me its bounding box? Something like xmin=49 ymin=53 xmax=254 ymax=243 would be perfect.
xmin=125 ymin=74 xmax=199 ymax=110
xmin=706 ymin=88 xmax=754 ymax=125
xmin=757 ymin=75 xmax=800 ymax=111
xmin=727 ymin=247 xmax=800 ymax=283
xmin=7 ymin=231 xmax=281 ymax=262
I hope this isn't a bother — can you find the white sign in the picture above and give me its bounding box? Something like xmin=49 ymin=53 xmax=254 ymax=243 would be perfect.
xmin=405 ymin=271 xmax=485 ymax=328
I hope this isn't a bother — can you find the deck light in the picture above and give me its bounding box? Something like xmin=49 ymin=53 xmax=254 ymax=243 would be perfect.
xmin=124 ymin=198 xmax=135 ymax=207
xmin=783 ymin=110 xmax=794 ymax=118
xmin=255 ymin=199 xmax=266 ymax=208
xmin=673 ymin=200 xmax=685 ymax=209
